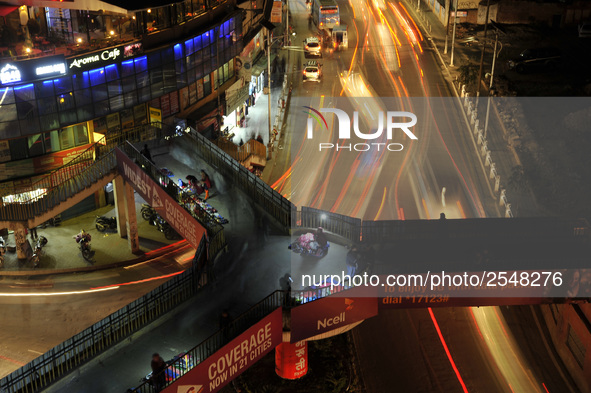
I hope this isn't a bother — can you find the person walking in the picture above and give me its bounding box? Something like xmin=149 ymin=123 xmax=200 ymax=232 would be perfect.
xmin=346 ymin=246 xmax=359 ymax=277
xmin=140 ymin=144 xmax=152 ymax=162
xmin=29 ymin=226 xmax=38 ymax=241
xmin=150 ymin=353 xmax=167 ymax=392
xmin=199 ymin=170 xmax=212 ymax=200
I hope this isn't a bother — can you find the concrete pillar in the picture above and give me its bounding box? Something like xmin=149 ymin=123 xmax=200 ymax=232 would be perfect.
xmin=123 ymin=180 xmax=140 ymax=254
xmin=12 ymin=222 xmax=29 ymax=260
xmin=275 ymin=341 xmax=308 ymax=380
xmin=112 ymin=176 xmax=128 ymax=238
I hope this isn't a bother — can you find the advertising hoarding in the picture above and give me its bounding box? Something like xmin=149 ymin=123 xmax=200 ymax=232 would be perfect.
xmin=164 ymin=308 xmax=283 ymax=393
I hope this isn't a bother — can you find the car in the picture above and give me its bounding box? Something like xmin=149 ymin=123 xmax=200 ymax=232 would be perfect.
xmin=507 ymin=47 xmax=561 ymax=73
xmin=579 ymin=21 xmax=591 ymax=38
xmin=304 ymin=37 xmax=322 ymax=57
xmin=303 ymin=60 xmax=322 ymax=82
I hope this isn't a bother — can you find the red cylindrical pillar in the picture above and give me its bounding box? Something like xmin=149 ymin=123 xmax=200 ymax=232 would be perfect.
xmin=275 ymin=341 xmax=308 ymax=379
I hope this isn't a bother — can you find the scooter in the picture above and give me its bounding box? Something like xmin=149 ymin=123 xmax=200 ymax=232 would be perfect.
xmin=74 ymin=231 xmax=94 ymax=262
xmin=96 ymin=215 xmax=117 ymax=232
xmin=141 ymin=203 xmax=158 ymax=222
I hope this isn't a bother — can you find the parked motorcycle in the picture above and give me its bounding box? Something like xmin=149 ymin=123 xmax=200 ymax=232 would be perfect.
xmin=141 ymin=203 xmax=158 ymax=222
xmin=30 ymin=236 xmax=48 ymax=268
xmin=0 ymin=236 xmax=6 ymax=268
xmin=96 ymin=215 xmax=117 ymax=232
xmin=155 ymin=216 xmax=180 ymax=240
xmin=288 ymin=232 xmax=330 ymax=258
xmin=74 ymin=230 xmax=94 ymax=262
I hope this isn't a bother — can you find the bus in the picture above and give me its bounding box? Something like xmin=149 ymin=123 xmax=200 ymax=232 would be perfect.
xmin=311 ymin=0 xmax=340 ymax=31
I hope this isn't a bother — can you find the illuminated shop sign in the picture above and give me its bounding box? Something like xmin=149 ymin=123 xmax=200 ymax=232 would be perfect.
xmin=0 ymin=55 xmax=67 ymax=86
xmin=68 ymin=42 xmax=143 ymax=71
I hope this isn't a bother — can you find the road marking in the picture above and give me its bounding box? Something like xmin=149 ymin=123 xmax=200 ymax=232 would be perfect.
xmin=28 ymin=349 xmax=44 ymax=355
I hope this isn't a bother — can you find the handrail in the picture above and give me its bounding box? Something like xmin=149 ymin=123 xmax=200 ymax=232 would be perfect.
xmin=130 ymin=290 xmax=286 ymax=393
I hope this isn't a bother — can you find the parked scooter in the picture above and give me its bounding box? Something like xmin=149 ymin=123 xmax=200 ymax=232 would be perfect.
xmin=141 ymin=203 xmax=158 ymax=222
xmin=0 ymin=236 xmax=6 ymax=268
xmin=29 ymin=236 xmax=48 ymax=268
xmin=74 ymin=230 xmax=94 ymax=262
xmin=155 ymin=216 xmax=180 ymax=240
xmin=96 ymin=215 xmax=117 ymax=232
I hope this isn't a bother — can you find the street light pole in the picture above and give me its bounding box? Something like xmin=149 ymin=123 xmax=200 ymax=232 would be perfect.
xmin=444 ymin=0 xmax=451 ymax=54
xmin=484 ymin=32 xmax=500 ymax=139
xmin=476 ymin=0 xmax=491 ymax=102
xmin=450 ymin=0 xmax=458 ymax=66
xmin=267 ymin=29 xmax=272 ymax=155
xmin=285 ymin=0 xmax=290 ymax=47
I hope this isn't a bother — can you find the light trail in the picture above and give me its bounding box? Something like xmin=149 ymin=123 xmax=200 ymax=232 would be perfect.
xmin=373 ymin=187 xmax=388 ymax=220
xmin=0 ymin=287 xmax=119 ymax=297
xmin=91 ymin=271 xmax=185 ymax=290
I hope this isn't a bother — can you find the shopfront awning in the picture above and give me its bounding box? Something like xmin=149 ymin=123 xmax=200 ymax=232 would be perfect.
xmin=251 ymin=53 xmax=276 ymax=77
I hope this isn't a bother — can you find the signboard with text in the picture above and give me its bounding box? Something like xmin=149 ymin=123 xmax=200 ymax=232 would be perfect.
xmin=115 ymin=148 xmax=206 ymax=251
xmin=67 ymin=42 xmax=143 ymax=72
xmin=270 ymin=0 xmax=283 ymax=23
xmin=290 ymin=287 xmax=378 ymax=343
xmin=164 ymin=308 xmax=283 ymax=393
xmin=0 ymin=55 xmax=67 ymax=85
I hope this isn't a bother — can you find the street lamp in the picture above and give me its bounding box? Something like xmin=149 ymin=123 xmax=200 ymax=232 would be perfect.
xmin=450 ymin=0 xmax=458 ymax=66
xmin=483 ymin=20 xmax=505 ymax=139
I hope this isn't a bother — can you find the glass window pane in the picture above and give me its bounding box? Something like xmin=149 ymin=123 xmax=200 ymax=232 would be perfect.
xmin=136 ymin=71 xmax=149 ymax=88
xmin=40 ymin=114 xmax=59 ymax=132
xmin=92 ymin=85 xmax=108 ymax=102
xmin=57 ymin=92 xmax=75 ymax=111
xmin=89 ymin=68 xmax=106 ymax=86
xmin=108 ymin=80 xmax=122 ymax=97
xmin=37 ymin=80 xmax=54 ymax=98
xmin=20 ymin=117 xmax=39 ymax=135
xmin=59 ymin=110 xmax=77 ymax=126
xmin=124 ymin=91 xmax=137 ymax=108
xmin=109 ymin=95 xmax=124 ymax=112
xmin=43 ymin=131 xmax=59 ymax=153
xmin=174 ymin=43 xmax=183 ymax=61
xmin=17 ymin=100 xmax=35 ymax=120
xmin=194 ymin=34 xmax=202 ymax=51
xmin=105 ymin=64 xmax=120 ymax=82
xmin=95 ymin=100 xmax=110 ymax=117
xmin=77 ymin=105 xmax=94 ymax=122
xmin=203 ymin=74 xmax=211 ymax=96
xmin=59 ymin=127 xmax=75 ymax=150
xmin=150 ymin=68 xmax=163 ymax=95
xmin=14 ymin=84 xmax=35 ymax=101
xmin=0 ymin=87 xmax=15 ymax=104
xmin=9 ymin=137 xmax=27 ymax=160
xmin=53 ymin=77 xmax=72 ymax=94
xmin=122 ymin=76 xmax=136 ymax=93
xmin=28 ymin=134 xmax=44 ymax=157
xmin=73 ymin=72 xmax=90 ymax=90
xmin=134 ymin=56 xmax=148 ymax=73
xmin=185 ymin=38 xmax=194 ymax=55
xmin=74 ymin=89 xmax=92 ymax=106
xmin=38 ymin=97 xmax=57 ymax=115
xmin=0 ymin=104 xmax=17 ymax=122
xmin=73 ymin=124 xmax=89 ymax=146
xmin=122 ymin=59 xmax=135 ymax=77
xmin=202 ymin=32 xmax=209 ymax=46
xmin=138 ymin=86 xmax=151 ymax=103
xmin=161 ymin=47 xmax=173 ymax=64
xmin=148 ymin=51 xmax=161 ymax=69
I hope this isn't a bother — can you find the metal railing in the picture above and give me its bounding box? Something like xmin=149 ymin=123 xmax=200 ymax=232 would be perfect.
xmin=213 ymin=138 xmax=267 ymax=164
xmin=130 ymin=290 xmax=285 ymax=393
xmin=0 ymin=240 xmax=207 ymax=393
xmin=186 ymin=130 xmax=294 ymax=232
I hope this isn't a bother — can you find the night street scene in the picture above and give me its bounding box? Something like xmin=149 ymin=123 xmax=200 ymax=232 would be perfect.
xmin=1 ymin=0 xmax=591 ymax=391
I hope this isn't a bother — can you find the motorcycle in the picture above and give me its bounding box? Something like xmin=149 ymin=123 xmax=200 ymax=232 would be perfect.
xmin=29 ymin=236 xmax=48 ymax=268
xmin=0 ymin=236 xmax=6 ymax=268
xmin=74 ymin=231 xmax=95 ymax=262
xmin=96 ymin=215 xmax=117 ymax=232
xmin=288 ymin=232 xmax=330 ymax=258
xmin=141 ymin=203 xmax=158 ymax=222
xmin=155 ymin=216 xmax=180 ymax=240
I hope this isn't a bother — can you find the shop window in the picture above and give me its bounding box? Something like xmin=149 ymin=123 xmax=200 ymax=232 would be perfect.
xmin=28 ymin=134 xmax=44 ymax=157
xmin=150 ymin=69 xmax=163 ymax=95
xmin=109 ymin=95 xmax=124 ymax=112
xmin=89 ymin=68 xmax=106 ymax=86
xmin=0 ymin=87 xmax=15 ymax=104
xmin=148 ymin=52 xmax=161 ymax=69
xmin=228 ymin=58 xmax=234 ymax=79
xmin=134 ymin=56 xmax=148 ymax=73
xmin=105 ymin=64 xmax=120 ymax=82
xmin=92 ymin=84 xmax=108 ymax=103
xmin=38 ymin=97 xmax=57 ymax=116
xmin=53 ymin=77 xmax=72 ymax=95
xmin=43 ymin=131 xmax=60 ymax=153
xmin=124 ymin=91 xmax=137 ymax=108
xmin=73 ymin=72 xmax=91 ymax=90
xmin=0 ymin=104 xmax=17 ymax=122
xmin=174 ymin=43 xmax=183 ymax=61
xmin=9 ymin=137 xmax=27 ymax=160
xmin=136 ymin=71 xmax=149 ymax=88
xmin=14 ymin=84 xmax=35 ymax=102
xmin=59 ymin=110 xmax=77 ymax=126
xmin=57 ymin=92 xmax=76 ymax=111
xmin=74 ymin=89 xmax=92 ymax=106
xmin=194 ymin=35 xmax=202 ymax=51
xmin=37 ymin=80 xmax=55 ymax=98
xmin=108 ymin=80 xmax=122 ymax=97
xmin=77 ymin=106 xmax=94 ymax=123
xmin=122 ymin=76 xmax=136 ymax=93
xmin=40 ymin=114 xmax=59 ymax=132
xmin=59 ymin=126 xmax=74 ymax=150
xmin=122 ymin=60 xmax=135 ymax=77
xmin=223 ymin=62 xmax=229 ymax=83
xmin=72 ymin=124 xmax=89 ymax=146
xmin=203 ymin=74 xmax=211 ymax=96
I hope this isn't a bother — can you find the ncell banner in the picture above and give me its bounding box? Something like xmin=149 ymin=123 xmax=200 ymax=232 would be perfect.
xmin=290 ymin=287 xmax=378 ymax=343
xmin=164 ymin=308 xmax=283 ymax=393
xmin=115 ymin=148 xmax=207 ymax=250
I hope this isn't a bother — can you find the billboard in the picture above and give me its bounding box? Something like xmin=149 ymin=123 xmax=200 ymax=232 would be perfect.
xmin=164 ymin=308 xmax=283 ymax=393
xmin=115 ymin=148 xmax=207 ymax=251
xmin=290 ymin=287 xmax=378 ymax=343
xmin=270 ymin=0 xmax=282 ymax=23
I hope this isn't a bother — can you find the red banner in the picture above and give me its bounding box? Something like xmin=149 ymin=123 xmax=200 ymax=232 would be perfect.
xmin=164 ymin=308 xmax=283 ymax=393
xmin=275 ymin=341 xmax=308 ymax=379
xmin=290 ymin=287 xmax=378 ymax=343
xmin=115 ymin=148 xmax=207 ymax=251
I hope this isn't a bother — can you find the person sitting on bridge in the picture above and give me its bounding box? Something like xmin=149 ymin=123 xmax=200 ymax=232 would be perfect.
xmin=315 ymin=227 xmax=328 ymax=248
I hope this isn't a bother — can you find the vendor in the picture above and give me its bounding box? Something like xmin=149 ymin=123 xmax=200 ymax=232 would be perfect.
xmin=200 ymin=170 xmax=212 ymax=200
